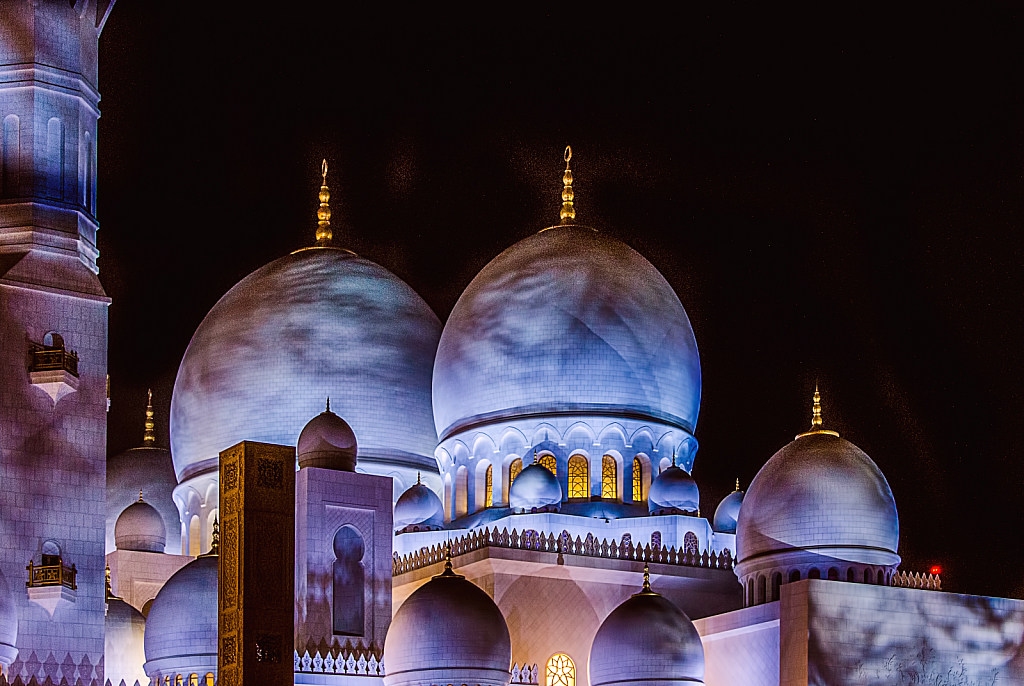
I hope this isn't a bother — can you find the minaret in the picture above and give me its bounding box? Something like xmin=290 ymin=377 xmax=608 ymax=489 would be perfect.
xmin=0 ymin=1 xmax=116 ymax=679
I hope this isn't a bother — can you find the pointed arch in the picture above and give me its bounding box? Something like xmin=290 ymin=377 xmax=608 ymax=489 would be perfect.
xmin=500 ymin=427 xmax=529 ymax=455
xmin=601 ymin=454 xmax=618 ymax=500
xmin=443 ymin=473 xmax=453 ymax=523
xmin=537 ymin=452 xmax=557 ymax=476
xmin=628 ymin=426 xmax=657 ymax=452
xmin=472 ymin=432 xmax=497 ymax=458
xmin=563 ymin=421 xmax=596 ymax=444
xmin=597 ymin=422 xmax=628 ymax=447
xmin=454 ymin=465 xmax=469 ymax=519
xmin=474 ymin=459 xmax=492 ymax=512
xmin=530 ymin=422 xmax=562 ymax=446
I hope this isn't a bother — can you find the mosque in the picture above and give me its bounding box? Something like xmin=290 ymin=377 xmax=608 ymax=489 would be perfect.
xmin=1 ymin=3 xmax=1023 ymax=686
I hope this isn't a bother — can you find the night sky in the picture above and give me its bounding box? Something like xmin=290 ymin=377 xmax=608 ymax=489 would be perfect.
xmin=95 ymin=6 xmax=1023 ymax=598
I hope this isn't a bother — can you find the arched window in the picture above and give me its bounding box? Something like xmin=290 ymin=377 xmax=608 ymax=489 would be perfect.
xmin=878 ymin=570 xmax=885 ymax=585
xmin=683 ymin=532 xmax=698 ymax=555
xmin=538 ymin=453 xmax=557 ymax=476
xmin=632 ymin=457 xmax=643 ymax=502
xmin=789 ymin=570 xmax=800 ymax=583
xmin=601 ymin=455 xmax=617 ymax=499
xmin=205 ymin=674 xmax=215 ymax=686
xmin=175 ymin=676 xmax=183 ymax=686
xmin=808 ymin=568 xmax=821 ymax=580
xmin=332 ymin=525 xmax=365 ymax=636
xmin=772 ymin=572 xmax=782 ymax=601
xmin=188 ymin=515 xmax=200 ymax=556
xmin=864 ymin=568 xmax=872 ymax=584
xmin=545 ymin=653 xmax=575 ymax=686
xmin=567 ymin=455 xmax=588 ymax=499
xmin=757 ymin=575 xmax=766 ymax=604
xmin=46 ymin=117 xmax=64 ymax=198
xmin=828 ymin=568 xmax=839 ymax=581
xmin=747 ymin=578 xmax=754 ymax=607
xmin=485 ymin=464 xmax=493 ymax=507
xmin=189 ymin=675 xmax=199 ymax=686
xmin=847 ymin=568 xmax=855 ymax=582
xmin=454 ymin=465 xmax=469 ymax=519
xmin=2 ymin=114 xmax=20 ymax=197
xmin=509 ymin=458 xmax=523 ymax=485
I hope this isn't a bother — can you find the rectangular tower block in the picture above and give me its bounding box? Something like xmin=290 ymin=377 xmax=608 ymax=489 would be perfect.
xmin=218 ymin=441 xmax=296 ymax=686
xmin=294 ymin=467 xmax=393 ymax=657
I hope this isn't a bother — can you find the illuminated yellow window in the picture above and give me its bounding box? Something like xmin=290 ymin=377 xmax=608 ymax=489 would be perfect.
xmin=567 ymin=455 xmax=588 ymax=499
xmin=538 ymin=453 xmax=557 ymax=476
xmin=601 ymin=455 xmax=617 ymax=499
xmin=205 ymin=674 xmax=215 ymax=686
xmin=632 ymin=457 xmax=643 ymax=502
xmin=189 ymin=675 xmax=199 ymax=686
xmin=546 ymin=653 xmax=575 ymax=686
xmin=509 ymin=458 xmax=523 ymax=485
xmin=485 ymin=464 xmax=493 ymax=507
xmin=175 ymin=676 xmax=183 ymax=686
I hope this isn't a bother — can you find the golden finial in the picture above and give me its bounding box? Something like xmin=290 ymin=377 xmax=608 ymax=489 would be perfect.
xmin=436 ymin=540 xmax=465 ymax=579
xmin=559 ymin=146 xmax=575 ymax=224
xmin=138 ymin=489 xmax=144 ymax=502
xmin=735 ymin=478 xmax=741 ymax=492
xmin=796 ymin=384 xmax=840 ymax=439
xmin=143 ymin=389 xmax=155 ymax=444
xmin=533 ymin=449 xmax=538 ymax=464
xmin=315 ymin=158 xmax=332 ymax=246
xmin=105 ymin=565 xmax=118 ymax=600
xmin=634 ymin=561 xmax=657 ymax=596
xmin=417 ymin=472 xmax=421 ymax=486
xmin=201 ymin=517 xmax=220 ymax=557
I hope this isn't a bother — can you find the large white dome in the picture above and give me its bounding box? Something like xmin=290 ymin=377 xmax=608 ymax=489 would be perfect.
xmin=432 ymin=226 xmax=700 ymax=440
xmin=171 ymin=249 xmax=441 ymax=482
xmin=736 ymin=432 xmax=899 ymax=568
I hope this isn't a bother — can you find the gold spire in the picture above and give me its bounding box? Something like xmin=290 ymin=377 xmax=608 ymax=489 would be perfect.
xmin=671 ymin=449 xmax=676 ymax=467
xmin=138 ymin=489 xmax=144 ymax=502
xmin=417 ymin=472 xmax=421 ymax=485
xmin=735 ymin=478 xmax=741 ymax=492
xmin=533 ymin=449 xmax=538 ymax=464
xmin=559 ymin=146 xmax=575 ymax=224
xmin=315 ymin=159 xmax=332 ymax=246
xmin=200 ymin=517 xmax=220 ymax=557
xmin=796 ymin=384 xmax=840 ymax=439
xmin=143 ymin=389 xmax=155 ymax=444
xmin=436 ymin=540 xmax=464 ymax=579
xmin=634 ymin=561 xmax=658 ymax=596
xmin=105 ymin=565 xmax=118 ymax=600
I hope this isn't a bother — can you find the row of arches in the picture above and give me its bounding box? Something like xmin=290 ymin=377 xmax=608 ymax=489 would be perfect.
xmin=743 ymin=566 xmax=895 ymax=607
xmin=0 ymin=114 xmax=93 ymax=209
xmin=444 ymin=451 xmax=656 ymax=520
xmin=159 ymin=674 xmax=214 ymax=685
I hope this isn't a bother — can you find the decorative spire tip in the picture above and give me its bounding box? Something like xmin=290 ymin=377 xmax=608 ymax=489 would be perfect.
xmin=559 ymin=145 xmax=576 ymax=224
xmin=138 ymin=489 xmax=143 ymax=502
xmin=796 ymin=383 xmax=839 ymax=439
xmin=143 ymin=388 xmax=155 ymax=444
xmin=315 ymin=158 xmax=332 ymax=246
xmin=326 ymin=397 xmax=331 ymax=412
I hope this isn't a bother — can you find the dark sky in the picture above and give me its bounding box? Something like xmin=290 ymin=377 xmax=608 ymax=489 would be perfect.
xmin=96 ymin=6 xmax=1024 ymax=598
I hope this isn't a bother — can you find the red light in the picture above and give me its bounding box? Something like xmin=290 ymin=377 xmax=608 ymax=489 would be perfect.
xmin=930 ymin=565 xmax=942 ymax=575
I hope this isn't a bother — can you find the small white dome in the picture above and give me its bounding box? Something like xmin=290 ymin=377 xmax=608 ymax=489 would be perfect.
xmin=509 ymin=463 xmax=561 ymax=511
xmin=144 ymin=555 xmax=217 ymax=681
xmin=297 ymin=406 xmax=357 ymax=471
xmin=590 ymin=582 xmax=704 ymax=686
xmin=737 ymin=432 xmax=899 ymax=568
xmin=394 ymin=481 xmax=444 ymax=531
xmin=712 ymin=485 xmax=744 ymax=534
xmin=0 ymin=567 xmax=17 ymax=670
xmin=106 ymin=597 xmax=147 ymax=686
xmin=648 ymin=465 xmax=699 ymax=514
xmin=115 ymin=497 xmax=166 ymax=553
xmin=384 ymin=565 xmax=511 ymax=686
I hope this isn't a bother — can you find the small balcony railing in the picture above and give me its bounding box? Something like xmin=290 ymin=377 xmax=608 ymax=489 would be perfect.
xmin=26 ymin=560 xmax=77 ymax=590
xmin=30 ymin=346 xmax=79 ymax=377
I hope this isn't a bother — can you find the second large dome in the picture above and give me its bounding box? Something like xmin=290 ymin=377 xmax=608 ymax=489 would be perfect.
xmin=171 ymin=249 xmax=442 ymax=482
xmin=433 ymin=226 xmax=701 ymax=439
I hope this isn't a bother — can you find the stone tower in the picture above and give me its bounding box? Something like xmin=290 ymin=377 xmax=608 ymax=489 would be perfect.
xmin=0 ymin=1 xmax=116 ymax=682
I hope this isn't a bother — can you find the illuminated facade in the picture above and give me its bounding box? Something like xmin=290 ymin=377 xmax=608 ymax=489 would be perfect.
xmin=1 ymin=4 xmax=1023 ymax=684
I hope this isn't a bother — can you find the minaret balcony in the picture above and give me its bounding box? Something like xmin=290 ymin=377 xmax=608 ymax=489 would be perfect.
xmin=25 ymin=559 xmax=77 ymax=617
xmin=29 ymin=344 xmax=80 ymax=403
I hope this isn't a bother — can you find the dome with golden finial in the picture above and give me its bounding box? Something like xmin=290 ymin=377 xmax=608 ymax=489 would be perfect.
xmin=589 ymin=563 xmax=705 ymax=686
xmin=712 ymin=478 xmax=745 ymax=534
xmin=433 ymin=147 xmax=701 ymax=448
xmin=735 ymin=387 xmax=900 ymax=603
xmin=106 ymin=389 xmax=179 ymax=554
xmin=171 ymin=161 xmax=442 ymax=500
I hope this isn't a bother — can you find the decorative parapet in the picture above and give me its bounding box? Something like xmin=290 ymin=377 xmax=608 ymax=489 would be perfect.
xmin=393 ymin=526 xmax=734 ymax=576
xmin=511 ymin=663 xmax=539 ymax=684
xmin=29 ymin=346 xmax=79 ymax=377
xmin=294 ymin=648 xmax=385 ymax=676
xmin=891 ymin=570 xmax=942 ymax=591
